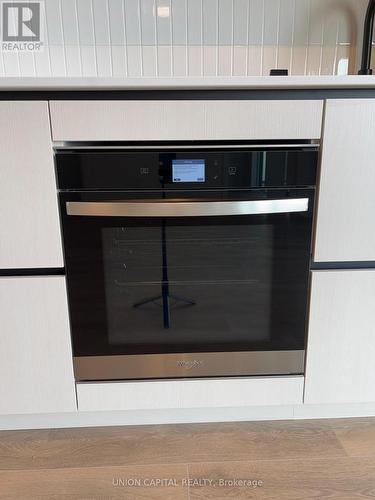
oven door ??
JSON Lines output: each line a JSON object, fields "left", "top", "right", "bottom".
{"left": 61, "top": 189, "right": 314, "bottom": 380}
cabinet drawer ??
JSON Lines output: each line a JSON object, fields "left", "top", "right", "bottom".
{"left": 50, "top": 100, "right": 323, "bottom": 142}
{"left": 77, "top": 376, "right": 304, "bottom": 412}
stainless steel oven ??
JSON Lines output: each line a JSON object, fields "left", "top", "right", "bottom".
{"left": 56, "top": 144, "right": 318, "bottom": 381}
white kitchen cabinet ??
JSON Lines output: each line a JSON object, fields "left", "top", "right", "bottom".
{"left": 49, "top": 99, "right": 323, "bottom": 141}
{"left": 304, "top": 270, "right": 375, "bottom": 404}
{"left": 77, "top": 376, "right": 304, "bottom": 412}
{"left": 314, "top": 99, "right": 375, "bottom": 262}
{"left": 0, "top": 276, "right": 76, "bottom": 414}
{"left": 0, "top": 101, "right": 63, "bottom": 269}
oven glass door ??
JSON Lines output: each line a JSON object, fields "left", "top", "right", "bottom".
{"left": 62, "top": 189, "right": 314, "bottom": 375}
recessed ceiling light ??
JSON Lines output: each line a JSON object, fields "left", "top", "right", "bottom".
{"left": 157, "top": 6, "right": 170, "bottom": 18}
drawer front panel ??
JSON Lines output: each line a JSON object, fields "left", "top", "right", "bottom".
{"left": 50, "top": 100, "right": 323, "bottom": 141}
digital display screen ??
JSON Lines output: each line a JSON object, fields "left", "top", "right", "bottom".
{"left": 172, "top": 159, "right": 205, "bottom": 183}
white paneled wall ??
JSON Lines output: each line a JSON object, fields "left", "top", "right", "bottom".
{"left": 0, "top": 0, "right": 372, "bottom": 77}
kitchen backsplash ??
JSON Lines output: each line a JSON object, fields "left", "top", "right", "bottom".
{"left": 0, "top": 0, "right": 373, "bottom": 77}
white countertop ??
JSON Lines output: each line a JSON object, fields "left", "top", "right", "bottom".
{"left": 1, "top": 75, "right": 375, "bottom": 90}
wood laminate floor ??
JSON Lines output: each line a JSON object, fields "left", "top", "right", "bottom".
{"left": 1, "top": 418, "right": 375, "bottom": 499}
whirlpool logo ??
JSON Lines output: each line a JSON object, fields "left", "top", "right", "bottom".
{"left": 176, "top": 360, "right": 204, "bottom": 370}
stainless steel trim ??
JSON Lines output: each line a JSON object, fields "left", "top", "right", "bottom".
{"left": 67, "top": 198, "right": 309, "bottom": 217}
{"left": 74, "top": 350, "right": 305, "bottom": 381}
{"left": 55, "top": 142, "right": 319, "bottom": 150}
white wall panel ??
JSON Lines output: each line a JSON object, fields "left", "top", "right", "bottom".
{"left": 65, "top": 45, "right": 82, "bottom": 76}
{"left": 141, "top": 0, "right": 157, "bottom": 45}
{"left": 172, "top": 0, "right": 187, "bottom": 45}
{"left": 111, "top": 45, "right": 127, "bottom": 76}
{"left": 233, "top": 46, "right": 247, "bottom": 76}
{"left": 172, "top": 45, "right": 187, "bottom": 75}
{"left": 233, "top": 0, "right": 249, "bottom": 45}
{"left": 108, "top": 0, "right": 126, "bottom": 45}
{"left": 49, "top": 45, "right": 66, "bottom": 76}
{"left": 80, "top": 45, "right": 97, "bottom": 76}
{"left": 247, "top": 45, "right": 262, "bottom": 75}
{"left": 45, "top": 0, "right": 64, "bottom": 45}
{"left": 263, "top": 0, "right": 279, "bottom": 46}
{"left": 93, "top": 0, "right": 111, "bottom": 46}
{"left": 218, "top": 0, "right": 233, "bottom": 45}
{"left": 124, "top": 0, "right": 141, "bottom": 45}
{"left": 96, "top": 46, "right": 112, "bottom": 76}
{"left": 218, "top": 45, "right": 231, "bottom": 75}
{"left": 61, "top": 0, "right": 80, "bottom": 46}
{"left": 76, "top": 0, "right": 95, "bottom": 45}
{"left": 34, "top": 49, "right": 52, "bottom": 77}
{"left": 157, "top": 45, "right": 172, "bottom": 76}
{"left": 142, "top": 45, "right": 157, "bottom": 76}
{"left": 203, "top": 45, "right": 217, "bottom": 75}
{"left": 0, "top": 52, "right": 5, "bottom": 76}
{"left": 2, "top": 51, "right": 20, "bottom": 76}
{"left": 157, "top": 0, "right": 172, "bottom": 45}
{"left": 187, "top": 0, "right": 202, "bottom": 45}
{"left": 0, "top": 0, "right": 371, "bottom": 77}
{"left": 278, "top": 0, "right": 294, "bottom": 46}
{"left": 187, "top": 45, "right": 202, "bottom": 75}
{"left": 294, "top": 0, "right": 310, "bottom": 46}
{"left": 203, "top": 0, "right": 218, "bottom": 45}
{"left": 18, "top": 53, "right": 36, "bottom": 77}
{"left": 127, "top": 46, "right": 142, "bottom": 76}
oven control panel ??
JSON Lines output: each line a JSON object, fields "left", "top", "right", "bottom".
{"left": 158, "top": 152, "right": 255, "bottom": 187}
{"left": 56, "top": 148, "right": 318, "bottom": 191}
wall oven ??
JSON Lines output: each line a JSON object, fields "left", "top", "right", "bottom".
{"left": 56, "top": 144, "right": 318, "bottom": 381}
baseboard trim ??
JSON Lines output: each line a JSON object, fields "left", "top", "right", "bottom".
{"left": 2, "top": 403, "right": 375, "bottom": 430}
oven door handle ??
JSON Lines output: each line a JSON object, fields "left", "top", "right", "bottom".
{"left": 66, "top": 198, "right": 309, "bottom": 217}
